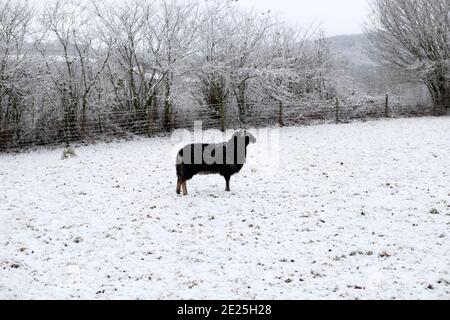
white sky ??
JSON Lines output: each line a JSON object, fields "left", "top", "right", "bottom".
{"left": 237, "top": 0, "right": 370, "bottom": 36}
{"left": 27, "top": 0, "right": 369, "bottom": 37}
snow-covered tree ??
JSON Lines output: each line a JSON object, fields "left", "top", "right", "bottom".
{"left": 150, "top": 0, "right": 200, "bottom": 130}
{"left": 37, "top": 0, "right": 111, "bottom": 141}
{"left": 0, "top": 0, "right": 344, "bottom": 148}
{"left": 366, "top": 0, "right": 450, "bottom": 115}
{"left": 227, "top": 9, "right": 275, "bottom": 122}
{"left": 0, "top": 0, "right": 34, "bottom": 146}
{"left": 191, "top": 0, "right": 236, "bottom": 130}
{"left": 95, "top": 0, "right": 160, "bottom": 118}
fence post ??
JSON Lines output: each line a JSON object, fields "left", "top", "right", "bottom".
{"left": 335, "top": 97, "right": 340, "bottom": 124}
{"left": 279, "top": 101, "right": 284, "bottom": 127}
{"left": 385, "top": 93, "right": 389, "bottom": 118}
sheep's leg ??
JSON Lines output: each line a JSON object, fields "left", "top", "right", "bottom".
{"left": 225, "top": 176, "right": 231, "bottom": 192}
{"left": 182, "top": 181, "right": 188, "bottom": 196}
{"left": 176, "top": 179, "right": 182, "bottom": 195}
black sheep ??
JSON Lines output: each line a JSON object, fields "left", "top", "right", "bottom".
{"left": 176, "top": 130, "right": 257, "bottom": 195}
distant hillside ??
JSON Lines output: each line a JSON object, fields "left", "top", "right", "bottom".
{"left": 325, "top": 34, "right": 376, "bottom": 67}
{"left": 324, "top": 34, "right": 429, "bottom": 104}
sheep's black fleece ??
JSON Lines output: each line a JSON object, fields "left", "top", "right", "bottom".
{"left": 176, "top": 131, "right": 256, "bottom": 194}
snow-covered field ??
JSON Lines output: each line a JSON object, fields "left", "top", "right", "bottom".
{"left": 1, "top": 117, "right": 449, "bottom": 300}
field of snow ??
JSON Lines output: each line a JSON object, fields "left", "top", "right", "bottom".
{"left": 1, "top": 117, "right": 449, "bottom": 300}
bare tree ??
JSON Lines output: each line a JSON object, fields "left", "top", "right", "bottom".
{"left": 228, "top": 9, "right": 275, "bottom": 123}
{"left": 192, "top": 0, "right": 236, "bottom": 131}
{"left": 97, "top": 3, "right": 153, "bottom": 109}
{"left": 0, "top": 0, "right": 364, "bottom": 150}
{"left": 151, "top": 0, "right": 200, "bottom": 131}
{"left": 366, "top": 0, "right": 450, "bottom": 115}
{"left": 0, "top": 0, "right": 34, "bottom": 147}
{"left": 254, "top": 22, "right": 326, "bottom": 110}
{"left": 37, "top": 0, "right": 111, "bottom": 142}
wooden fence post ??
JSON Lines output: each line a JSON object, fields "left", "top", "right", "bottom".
{"left": 385, "top": 93, "right": 389, "bottom": 118}
{"left": 335, "top": 97, "right": 340, "bottom": 124}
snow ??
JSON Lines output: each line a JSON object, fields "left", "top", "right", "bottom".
{"left": 1, "top": 117, "right": 449, "bottom": 300}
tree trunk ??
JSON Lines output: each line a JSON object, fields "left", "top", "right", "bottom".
{"left": 164, "top": 76, "right": 172, "bottom": 132}
{"left": 278, "top": 101, "right": 284, "bottom": 127}
{"left": 128, "top": 64, "right": 139, "bottom": 114}
{"left": 236, "top": 82, "right": 247, "bottom": 124}
{"left": 219, "top": 102, "right": 226, "bottom": 132}
{"left": 220, "top": 103, "right": 226, "bottom": 132}
{"left": 81, "top": 97, "right": 88, "bottom": 136}
{"left": 64, "top": 100, "right": 79, "bottom": 145}
{"left": 335, "top": 98, "right": 340, "bottom": 124}
{"left": 429, "top": 81, "right": 449, "bottom": 116}
{"left": 144, "top": 95, "right": 153, "bottom": 135}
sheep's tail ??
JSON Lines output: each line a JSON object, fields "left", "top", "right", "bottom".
{"left": 176, "top": 153, "right": 184, "bottom": 179}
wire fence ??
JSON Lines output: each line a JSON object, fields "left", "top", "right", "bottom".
{"left": 0, "top": 95, "right": 438, "bottom": 153}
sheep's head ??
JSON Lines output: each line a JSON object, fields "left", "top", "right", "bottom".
{"left": 243, "top": 130, "right": 256, "bottom": 145}
{"left": 231, "top": 130, "right": 257, "bottom": 146}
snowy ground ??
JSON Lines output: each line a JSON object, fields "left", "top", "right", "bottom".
{"left": 1, "top": 117, "right": 449, "bottom": 300}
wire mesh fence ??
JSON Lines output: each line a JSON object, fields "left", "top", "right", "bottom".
{"left": 0, "top": 96, "right": 438, "bottom": 153}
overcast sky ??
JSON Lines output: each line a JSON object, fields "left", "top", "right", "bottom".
{"left": 237, "top": 0, "right": 370, "bottom": 36}
{"left": 28, "top": 0, "right": 370, "bottom": 37}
